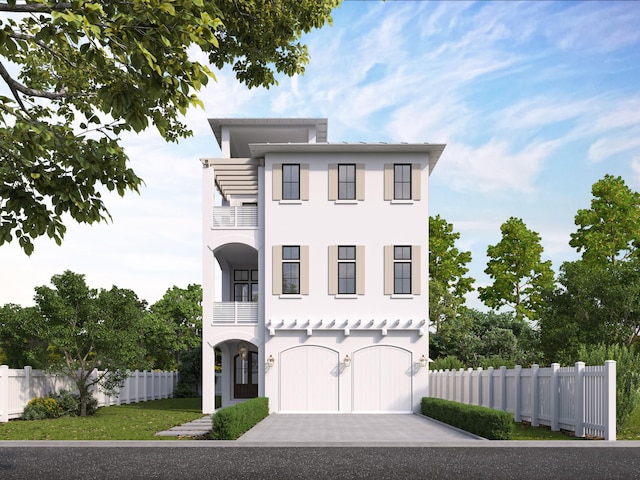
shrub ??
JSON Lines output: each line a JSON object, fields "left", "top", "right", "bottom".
{"left": 51, "top": 390, "right": 80, "bottom": 417}
{"left": 421, "top": 397, "right": 513, "bottom": 440}
{"left": 578, "top": 344, "right": 640, "bottom": 427}
{"left": 22, "top": 396, "right": 63, "bottom": 420}
{"left": 212, "top": 397, "right": 269, "bottom": 440}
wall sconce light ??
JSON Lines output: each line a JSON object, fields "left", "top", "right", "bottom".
{"left": 343, "top": 354, "right": 351, "bottom": 367}
{"left": 267, "top": 355, "right": 275, "bottom": 367}
{"left": 419, "top": 355, "right": 428, "bottom": 368}
{"left": 238, "top": 342, "right": 249, "bottom": 360}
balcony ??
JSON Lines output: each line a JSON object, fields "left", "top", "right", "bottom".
{"left": 213, "top": 302, "right": 258, "bottom": 324}
{"left": 212, "top": 206, "right": 258, "bottom": 229}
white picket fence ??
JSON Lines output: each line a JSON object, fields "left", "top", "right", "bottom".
{"left": 429, "top": 361, "right": 616, "bottom": 440}
{"left": 0, "top": 365, "right": 178, "bottom": 422}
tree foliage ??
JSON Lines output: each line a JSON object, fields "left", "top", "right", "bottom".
{"left": 0, "top": 303, "right": 49, "bottom": 368}
{"left": 569, "top": 174, "right": 640, "bottom": 265}
{"left": 32, "top": 270, "right": 149, "bottom": 415}
{"left": 429, "top": 214, "right": 474, "bottom": 332}
{"left": 0, "top": 0, "right": 340, "bottom": 254}
{"left": 478, "top": 217, "right": 554, "bottom": 321}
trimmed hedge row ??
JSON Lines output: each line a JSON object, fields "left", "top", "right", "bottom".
{"left": 421, "top": 397, "right": 514, "bottom": 440}
{"left": 211, "top": 397, "right": 269, "bottom": 440}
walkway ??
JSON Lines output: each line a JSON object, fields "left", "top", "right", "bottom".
{"left": 236, "top": 414, "right": 483, "bottom": 444}
{"left": 156, "top": 415, "right": 212, "bottom": 438}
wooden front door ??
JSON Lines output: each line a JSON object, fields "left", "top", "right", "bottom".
{"left": 234, "top": 352, "right": 258, "bottom": 398}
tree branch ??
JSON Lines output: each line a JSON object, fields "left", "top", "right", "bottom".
{"left": 0, "top": 59, "right": 69, "bottom": 103}
{"left": 8, "top": 31, "right": 76, "bottom": 69}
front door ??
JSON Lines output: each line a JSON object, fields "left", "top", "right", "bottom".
{"left": 234, "top": 352, "right": 259, "bottom": 398}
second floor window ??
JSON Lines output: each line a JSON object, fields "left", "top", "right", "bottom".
{"left": 338, "top": 164, "right": 356, "bottom": 200}
{"left": 394, "top": 164, "right": 412, "bottom": 200}
{"left": 394, "top": 246, "right": 412, "bottom": 294}
{"left": 338, "top": 246, "right": 356, "bottom": 294}
{"left": 282, "top": 164, "right": 300, "bottom": 200}
{"left": 282, "top": 246, "right": 300, "bottom": 294}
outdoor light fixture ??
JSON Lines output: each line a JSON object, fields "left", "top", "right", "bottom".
{"left": 267, "top": 355, "right": 275, "bottom": 367}
{"left": 343, "top": 354, "right": 351, "bottom": 367}
{"left": 237, "top": 342, "right": 249, "bottom": 360}
{"left": 419, "top": 355, "right": 428, "bottom": 368}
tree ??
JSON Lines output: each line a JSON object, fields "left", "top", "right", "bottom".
{"left": 0, "top": 0, "right": 340, "bottom": 254}
{"left": 429, "top": 215, "right": 474, "bottom": 332}
{"left": 569, "top": 174, "right": 640, "bottom": 265}
{"left": 33, "top": 270, "right": 149, "bottom": 415}
{"left": 0, "top": 303, "right": 49, "bottom": 368}
{"left": 478, "top": 217, "right": 554, "bottom": 321}
{"left": 142, "top": 284, "right": 202, "bottom": 370}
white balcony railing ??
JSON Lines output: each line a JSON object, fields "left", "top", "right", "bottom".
{"left": 213, "top": 302, "right": 258, "bottom": 324}
{"left": 212, "top": 206, "right": 258, "bottom": 228}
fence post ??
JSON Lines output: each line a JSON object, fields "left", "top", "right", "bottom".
{"left": 514, "top": 365, "right": 522, "bottom": 422}
{"left": 0, "top": 365, "right": 9, "bottom": 422}
{"left": 499, "top": 366, "right": 507, "bottom": 411}
{"left": 531, "top": 364, "right": 539, "bottom": 427}
{"left": 476, "top": 367, "right": 483, "bottom": 406}
{"left": 487, "top": 367, "right": 494, "bottom": 409}
{"left": 23, "top": 366, "right": 32, "bottom": 406}
{"left": 550, "top": 363, "right": 559, "bottom": 431}
{"left": 604, "top": 360, "right": 616, "bottom": 441}
{"left": 575, "top": 362, "right": 585, "bottom": 438}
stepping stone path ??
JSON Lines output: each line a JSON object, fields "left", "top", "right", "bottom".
{"left": 156, "top": 415, "right": 212, "bottom": 438}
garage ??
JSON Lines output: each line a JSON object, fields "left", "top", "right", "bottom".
{"left": 279, "top": 345, "right": 340, "bottom": 412}
{"left": 352, "top": 346, "right": 413, "bottom": 413}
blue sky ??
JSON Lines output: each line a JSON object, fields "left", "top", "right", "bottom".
{"left": 1, "top": 1, "right": 640, "bottom": 310}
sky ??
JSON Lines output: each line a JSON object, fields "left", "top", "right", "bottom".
{"left": 1, "top": 0, "right": 640, "bottom": 310}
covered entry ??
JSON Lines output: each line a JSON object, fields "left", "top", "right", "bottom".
{"left": 279, "top": 345, "right": 340, "bottom": 412}
{"left": 352, "top": 345, "right": 413, "bottom": 412}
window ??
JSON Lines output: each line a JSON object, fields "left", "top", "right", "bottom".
{"left": 282, "top": 164, "right": 300, "bottom": 200}
{"left": 282, "top": 246, "right": 300, "bottom": 294}
{"left": 338, "top": 164, "right": 356, "bottom": 200}
{"left": 233, "top": 269, "right": 258, "bottom": 302}
{"left": 338, "top": 246, "right": 356, "bottom": 294}
{"left": 384, "top": 245, "right": 421, "bottom": 295}
{"left": 393, "top": 246, "right": 412, "bottom": 294}
{"left": 394, "top": 164, "right": 411, "bottom": 200}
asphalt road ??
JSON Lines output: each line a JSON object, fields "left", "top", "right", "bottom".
{"left": 1, "top": 445, "right": 640, "bottom": 480}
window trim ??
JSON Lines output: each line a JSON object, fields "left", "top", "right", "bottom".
{"left": 282, "top": 245, "right": 300, "bottom": 295}
{"left": 338, "top": 245, "right": 356, "bottom": 295}
{"left": 282, "top": 164, "right": 300, "bottom": 201}
{"left": 338, "top": 164, "right": 356, "bottom": 201}
{"left": 394, "top": 164, "right": 412, "bottom": 200}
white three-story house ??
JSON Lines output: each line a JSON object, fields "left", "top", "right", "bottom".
{"left": 202, "top": 118, "right": 445, "bottom": 414}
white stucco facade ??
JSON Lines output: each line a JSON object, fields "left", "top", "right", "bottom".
{"left": 201, "top": 118, "right": 445, "bottom": 414}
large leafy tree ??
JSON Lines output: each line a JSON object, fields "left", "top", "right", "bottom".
{"left": 478, "top": 217, "right": 554, "bottom": 321}
{"left": 429, "top": 215, "right": 474, "bottom": 332}
{"left": 0, "top": 0, "right": 340, "bottom": 254}
{"left": 33, "top": 270, "right": 149, "bottom": 415}
{"left": 0, "top": 303, "right": 49, "bottom": 368}
{"left": 569, "top": 174, "right": 640, "bottom": 265}
{"left": 142, "top": 284, "right": 202, "bottom": 371}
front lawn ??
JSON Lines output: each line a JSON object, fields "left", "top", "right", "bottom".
{"left": 0, "top": 397, "right": 204, "bottom": 441}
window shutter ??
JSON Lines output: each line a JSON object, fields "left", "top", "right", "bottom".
{"left": 384, "top": 245, "right": 393, "bottom": 295}
{"left": 272, "top": 164, "right": 282, "bottom": 201}
{"left": 328, "top": 245, "right": 337, "bottom": 295}
{"left": 384, "top": 164, "right": 393, "bottom": 201}
{"left": 356, "top": 245, "right": 365, "bottom": 295}
{"left": 300, "top": 164, "right": 310, "bottom": 201}
{"left": 412, "top": 245, "right": 421, "bottom": 295}
{"left": 328, "top": 164, "right": 338, "bottom": 201}
{"left": 356, "top": 164, "right": 365, "bottom": 201}
{"left": 411, "top": 163, "right": 421, "bottom": 200}
{"left": 301, "top": 245, "right": 310, "bottom": 295}
{"left": 272, "top": 245, "right": 282, "bottom": 295}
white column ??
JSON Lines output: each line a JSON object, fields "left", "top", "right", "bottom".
{"left": 604, "top": 360, "right": 616, "bottom": 441}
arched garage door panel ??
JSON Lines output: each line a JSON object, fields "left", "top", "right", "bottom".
{"left": 279, "top": 346, "right": 339, "bottom": 412}
{"left": 353, "top": 346, "right": 412, "bottom": 412}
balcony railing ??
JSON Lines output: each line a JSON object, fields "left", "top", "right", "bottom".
{"left": 212, "top": 206, "right": 258, "bottom": 229}
{"left": 213, "top": 302, "right": 258, "bottom": 324}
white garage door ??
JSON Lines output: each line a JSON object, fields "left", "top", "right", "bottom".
{"left": 279, "top": 346, "right": 339, "bottom": 412}
{"left": 352, "top": 346, "right": 412, "bottom": 412}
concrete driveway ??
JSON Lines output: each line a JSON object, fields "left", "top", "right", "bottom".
{"left": 236, "top": 413, "right": 483, "bottom": 445}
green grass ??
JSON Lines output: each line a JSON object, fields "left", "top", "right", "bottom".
{"left": 512, "top": 422, "right": 580, "bottom": 440}
{"left": 0, "top": 397, "right": 205, "bottom": 441}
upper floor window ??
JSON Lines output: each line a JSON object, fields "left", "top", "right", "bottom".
{"left": 282, "top": 164, "right": 300, "bottom": 200}
{"left": 394, "top": 164, "right": 411, "bottom": 200}
{"left": 328, "top": 164, "right": 365, "bottom": 201}
{"left": 384, "top": 163, "right": 421, "bottom": 201}
{"left": 393, "top": 246, "right": 412, "bottom": 294}
{"left": 338, "top": 164, "right": 356, "bottom": 200}
{"left": 282, "top": 246, "right": 300, "bottom": 294}
{"left": 338, "top": 245, "right": 356, "bottom": 294}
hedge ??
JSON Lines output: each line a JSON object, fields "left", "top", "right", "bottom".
{"left": 211, "top": 397, "right": 269, "bottom": 440}
{"left": 421, "top": 397, "right": 513, "bottom": 440}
